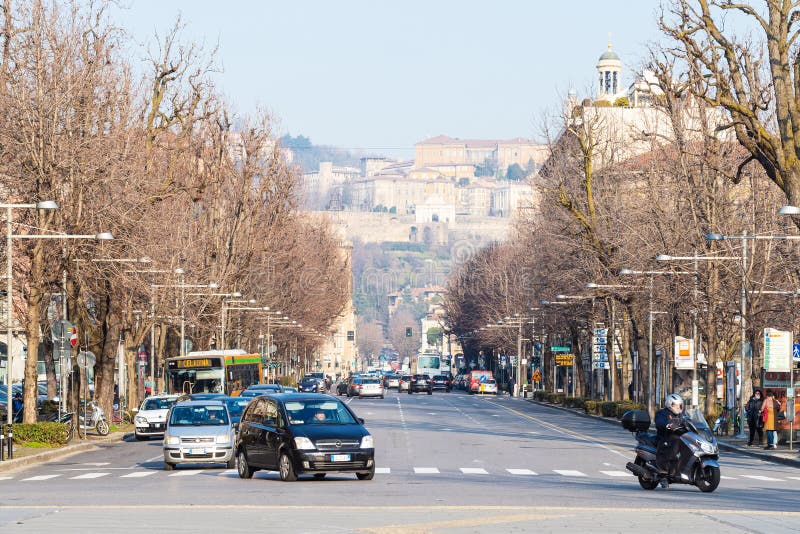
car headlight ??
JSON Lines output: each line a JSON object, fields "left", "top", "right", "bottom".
{"left": 165, "top": 435, "right": 180, "bottom": 445}
{"left": 135, "top": 416, "right": 148, "bottom": 424}
{"left": 360, "top": 435, "right": 374, "bottom": 449}
{"left": 216, "top": 434, "right": 231, "bottom": 444}
{"left": 294, "top": 436, "right": 315, "bottom": 450}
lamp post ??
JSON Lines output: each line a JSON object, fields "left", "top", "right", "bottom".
{"left": 218, "top": 297, "right": 254, "bottom": 349}
{"left": 2, "top": 201, "right": 114, "bottom": 432}
{"left": 152, "top": 273, "right": 218, "bottom": 358}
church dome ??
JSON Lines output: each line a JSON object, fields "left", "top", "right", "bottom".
{"left": 599, "top": 49, "right": 620, "bottom": 61}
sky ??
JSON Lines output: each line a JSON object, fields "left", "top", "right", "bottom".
{"left": 113, "top": 1, "right": 664, "bottom": 157}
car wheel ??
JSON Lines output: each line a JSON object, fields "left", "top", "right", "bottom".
{"left": 313, "top": 473, "right": 326, "bottom": 479}
{"left": 380, "top": 395, "right": 384, "bottom": 400}
{"left": 427, "top": 389, "right": 432, "bottom": 395}
{"left": 408, "top": 389, "right": 412, "bottom": 395}
{"left": 279, "top": 453, "right": 297, "bottom": 482}
{"left": 237, "top": 449, "right": 254, "bottom": 479}
{"left": 163, "top": 461, "right": 175, "bottom": 471}
{"left": 356, "top": 465, "right": 375, "bottom": 481}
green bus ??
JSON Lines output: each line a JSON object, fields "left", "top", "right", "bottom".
{"left": 165, "top": 350, "right": 263, "bottom": 396}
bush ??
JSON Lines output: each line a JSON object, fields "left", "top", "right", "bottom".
{"left": 615, "top": 402, "right": 645, "bottom": 418}
{"left": 2, "top": 422, "right": 69, "bottom": 446}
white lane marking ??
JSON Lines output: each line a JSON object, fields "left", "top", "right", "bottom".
{"left": 70, "top": 472, "right": 110, "bottom": 480}
{"left": 217, "top": 469, "right": 238, "bottom": 477}
{"left": 427, "top": 412, "right": 437, "bottom": 415}
{"left": 168, "top": 470, "right": 204, "bottom": 477}
{"left": 740, "top": 474, "right": 782, "bottom": 482}
{"left": 720, "top": 476, "right": 737, "bottom": 480}
{"left": 600, "top": 470, "right": 632, "bottom": 477}
{"left": 603, "top": 462, "right": 613, "bottom": 467}
{"left": 460, "top": 468, "right": 488, "bottom": 474}
{"left": 81, "top": 462, "right": 110, "bottom": 466}
{"left": 527, "top": 431, "right": 539, "bottom": 435}
{"left": 787, "top": 476, "right": 800, "bottom": 481}
{"left": 0, "top": 476, "right": 14, "bottom": 481}
{"left": 507, "top": 469, "right": 537, "bottom": 475}
{"left": 22, "top": 475, "right": 61, "bottom": 481}
{"left": 144, "top": 455, "right": 165, "bottom": 463}
{"left": 441, "top": 428, "right": 453, "bottom": 431}
{"left": 414, "top": 467, "right": 440, "bottom": 474}
{"left": 120, "top": 472, "right": 156, "bottom": 478}
{"left": 375, "top": 467, "right": 391, "bottom": 474}
{"left": 553, "top": 470, "right": 587, "bottom": 477}
{"left": 491, "top": 414, "right": 500, "bottom": 417}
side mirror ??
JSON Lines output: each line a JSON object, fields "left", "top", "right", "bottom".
{"left": 357, "top": 417, "right": 365, "bottom": 425}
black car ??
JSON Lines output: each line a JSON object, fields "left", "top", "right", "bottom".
{"left": 239, "top": 384, "right": 283, "bottom": 398}
{"left": 299, "top": 377, "right": 325, "bottom": 393}
{"left": 430, "top": 375, "right": 452, "bottom": 392}
{"left": 235, "top": 393, "right": 375, "bottom": 481}
{"left": 336, "top": 376, "right": 353, "bottom": 396}
{"left": 219, "top": 396, "right": 251, "bottom": 431}
{"left": 175, "top": 393, "right": 226, "bottom": 403}
{"left": 408, "top": 374, "right": 433, "bottom": 395}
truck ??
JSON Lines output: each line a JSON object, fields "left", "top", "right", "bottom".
{"left": 467, "top": 370, "right": 493, "bottom": 394}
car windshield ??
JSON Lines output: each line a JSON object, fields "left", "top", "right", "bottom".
{"left": 222, "top": 398, "right": 249, "bottom": 416}
{"left": 169, "top": 404, "right": 229, "bottom": 426}
{"left": 300, "top": 379, "right": 316, "bottom": 385}
{"left": 284, "top": 400, "right": 357, "bottom": 426}
{"left": 141, "top": 398, "right": 176, "bottom": 411}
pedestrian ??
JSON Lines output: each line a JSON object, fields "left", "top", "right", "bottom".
{"left": 745, "top": 388, "right": 764, "bottom": 446}
{"left": 761, "top": 390, "right": 780, "bottom": 450}
{"left": 144, "top": 375, "right": 154, "bottom": 397}
{"left": 12, "top": 392, "right": 23, "bottom": 422}
{"left": 508, "top": 376, "right": 515, "bottom": 397}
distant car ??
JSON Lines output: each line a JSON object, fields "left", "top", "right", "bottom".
{"left": 219, "top": 396, "right": 251, "bottom": 431}
{"left": 398, "top": 375, "right": 412, "bottom": 392}
{"left": 162, "top": 400, "right": 235, "bottom": 471}
{"left": 386, "top": 374, "right": 401, "bottom": 389}
{"left": 347, "top": 377, "right": 364, "bottom": 397}
{"left": 134, "top": 394, "right": 180, "bottom": 440}
{"left": 299, "top": 377, "right": 325, "bottom": 393}
{"left": 356, "top": 378, "right": 384, "bottom": 399}
{"left": 239, "top": 384, "right": 283, "bottom": 398}
{"left": 336, "top": 378, "right": 351, "bottom": 396}
{"left": 175, "top": 393, "right": 226, "bottom": 403}
{"left": 480, "top": 379, "right": 498, "bottom": 395}
{"left": 430, "top": 375, "right": 452, "bottom": 392}
{"left": 408, "top": 374, "right": 432, "bottom": 395}
{"left": 281, "top": 386, "right": 298, "bottom": 393}
{"left": 234, "top": 393, "right": 374, "bottom": 481}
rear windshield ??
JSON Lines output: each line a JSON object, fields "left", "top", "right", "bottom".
{"left": 362, "top": 378, "right": 381, "bottom": 384}
{"left": 169, "top": 405, "right": 229, "bottom": 426}
{"left": 142, "top": 398, "right": 177, "bottom": 411}
{"left": 222, "top": 398, "right": 250, "bottom": 416}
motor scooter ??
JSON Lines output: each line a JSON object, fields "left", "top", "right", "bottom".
{"left": 76, "top": 400, "right": 110, "bottom": 436}
{"left": 623, "top": 407, "right": 720, "bottom": 492}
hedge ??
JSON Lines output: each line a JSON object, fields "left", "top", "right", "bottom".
{"left": 533, "top": 394, "right": 645, "bottom": 419}
{"left": 1, "top": 422, "right": 69, "bottom": 446}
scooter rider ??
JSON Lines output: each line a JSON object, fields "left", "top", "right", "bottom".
{"left": 655, "top": 393, "right": 685, "bottom": 474}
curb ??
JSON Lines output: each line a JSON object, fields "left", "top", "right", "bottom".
{"left": 0, "top": 431, "right": 129, "bottom": 473}
{"left": 525, "top": 399, "right": 800, "bottom": 469}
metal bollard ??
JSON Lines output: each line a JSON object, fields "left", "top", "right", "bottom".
{"left": 0, "top": 429, "right": 4, "bottom": 461}
{"left": 6, "top": 424, "right": 11, "bottom": 459}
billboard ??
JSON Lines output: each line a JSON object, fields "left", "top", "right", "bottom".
{"left": 764, "top": 328, "right": 792, "bottom": 372}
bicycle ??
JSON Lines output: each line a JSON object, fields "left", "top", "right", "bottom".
{"left": 59, "top": 412, "right": 75, "bottom": 443}
{"left": 112, "top": 406, "right": 132, "bottom": 425}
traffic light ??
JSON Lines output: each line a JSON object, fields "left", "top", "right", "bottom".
{"left": 405, "top": 327, "right": 412, "bottom": 337}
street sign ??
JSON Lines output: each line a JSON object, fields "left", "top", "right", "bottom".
{"left": 76, "top": 351, "right": 96, "bottom": 368}
{"left": 592, "top": 361, "right": 609, "bottom": 370}
{"left": 69, "top": 327, "right": 78, "bottom": 348}
{"left": 555, "top": 354, "right": 574, "bottom": 366}
{"left": 793, "top": 343, "right": 800, "bottom": 362}
{"left": 764, "top": 328, "right": 792, "bottom": 372}
{"left": 550, "top": 346, "right": 571, "bottom": 353}
{"left": 674, "top": 336, "right": 695, "bottom": 369}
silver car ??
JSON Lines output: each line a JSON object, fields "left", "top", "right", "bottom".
{"left": 162, "top": 400, "right": 235, "bottom": 470}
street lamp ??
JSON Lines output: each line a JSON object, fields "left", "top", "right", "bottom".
{"left": 1, "top": 200, "right": 114, "bottom": 433}
{"left": 152, "top": 273, "right": 218, "bottom": 358}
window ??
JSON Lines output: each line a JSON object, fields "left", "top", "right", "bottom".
{"left": 264, "top": 399, "right": 278, "bottom": 427}
{"left": 612, "top": 71, "right": 618, "bottom": 94}
{"left": 605, "top": 71, "right": 611, "bottom": 93}
{"left": 244, "top": 398, "right": 266, "bottom": 425}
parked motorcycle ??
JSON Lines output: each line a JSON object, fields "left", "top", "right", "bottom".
{"left": 623, "top": 407, "right": 720, "bottom": 492}
{"left": 77, "top": 400, "right": 110, "bottom": 436}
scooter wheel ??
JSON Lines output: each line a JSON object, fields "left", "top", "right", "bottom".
{"left": 96, "top": 420, "right": 110, "bottom": 436}
{"left": 635, "top": 458, "right": 659, "bottom": 490}
{"left": 695, "top": 465, "right": 720, "bottom": 493}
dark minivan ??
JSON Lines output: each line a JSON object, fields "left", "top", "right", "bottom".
{"left": 235, "top": 393, "right": 375, "bottom": 481}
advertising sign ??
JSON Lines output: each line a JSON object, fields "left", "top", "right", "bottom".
{"left": 764, "top": 328, "right": 792, "bottom": 372}
{"left": 555, "top": 354, "right": 574, "bottom": 366}
{"left": 674, "top": 336, "right": 695, "bottom": 370}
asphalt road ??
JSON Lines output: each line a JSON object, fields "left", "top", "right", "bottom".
{"left": 1, "top": 389, "right": 799, "bottom": 532}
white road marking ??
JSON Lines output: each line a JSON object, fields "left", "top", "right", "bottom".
{"left": 120, "top": 472, "right": 156, "bottom": 478}
{"left": 427, "top": 413, "right": 437, "bottom": 415}
{"left": 22, "top": 475, "right": 60, "bottom": 481}
{"left": 70, "top": 472, "right": 110, "bottom": 480}
{"left": 720, "top": 476, "right": 737, "bottom": 480}
{"left": 740, "top": 474, "right": 782, "bottom": 482}
{"left": 168, "top": 470, "right": 203, "bottom": 477}
{"left": 787, "top": 476, "right": 800, "bottom": 481}
{"left": 553, "top": 470, "right": 587, "bottom": 477}
{"left": 507, "top": 469, "right": 537, "bottom": 475}
{"left": 414, "top": 467, "right": 440, "bottom": 474}
{"left": 81, "top": 462, "right": 110, "bottom": 466}
{"left": 217, "top": 469, "right": 238, "bottom": 477}
{"left": 527, "top": 431, "right": 539, "bottom": 435}
{"left": 460, "top": 468, "right": 488, "bottom": 474}
{"left": 491, "top": 414, "right": 500, "bottom": 417}
{"left": 375, "top": 467, "right": 391, "bottom": 474}
{"left": 0, "top": 476, "right": 14, "bottom": 481}
{"left": 600, "top": 470, "right": 632, "bottom": 477}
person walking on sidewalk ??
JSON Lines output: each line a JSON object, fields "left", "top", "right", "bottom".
{"left": 746, "top": 388, "right": 764, "bottom": 446}
{"left": 762, "top": 390, "right": 780, "bottom": 450}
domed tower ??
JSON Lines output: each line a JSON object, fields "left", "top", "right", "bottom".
{"left": 596, "top": 41, "right": 622, "bottom": 103}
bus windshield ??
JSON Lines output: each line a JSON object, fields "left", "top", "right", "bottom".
{"left": 166, "top": 368, "right": 224, "bottom": 395}
{"left": 417, "top": 355, "right": 440, "bottom": 373}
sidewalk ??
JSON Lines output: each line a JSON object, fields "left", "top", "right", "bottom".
{"left": 524, "top": 398, "right": 800, "bottom": 469}
{"left": 0, "top": 431, "right": 130, "bottom": 473}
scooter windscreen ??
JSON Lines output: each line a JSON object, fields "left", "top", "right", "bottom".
{"left": 685, "top": 407, "right": 716, "bottom": 444}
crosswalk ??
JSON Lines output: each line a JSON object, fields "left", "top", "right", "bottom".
{"left": 3, "top": 466, "right": 798, "bottom": 483}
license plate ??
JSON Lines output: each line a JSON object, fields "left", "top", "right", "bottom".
{"left": 188, "top": 448, "right": 205, "bottom": 455}
{"left": 331, "top": 454, "right": 351, "bottom": 462}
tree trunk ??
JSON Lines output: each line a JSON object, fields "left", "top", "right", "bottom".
{"left": 23, "top": 239, "right": 46, "bottom": 423}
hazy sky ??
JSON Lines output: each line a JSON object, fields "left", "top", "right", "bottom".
{"left": 114, "top": 1, "right": 663, "bottom": 156}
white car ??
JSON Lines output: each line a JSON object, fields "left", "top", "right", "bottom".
{"left": 480, "top": 379, "right": 498, "bottom": 395}
{"left": 134, "top": 394, "right": 180, "bottom": 440}
{"left": 357, "top": 377, "right": 385, "bottom": 399}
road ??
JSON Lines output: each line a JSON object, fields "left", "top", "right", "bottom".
{"left": 1, "top": 389, "right": 799, "bottom": 532}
